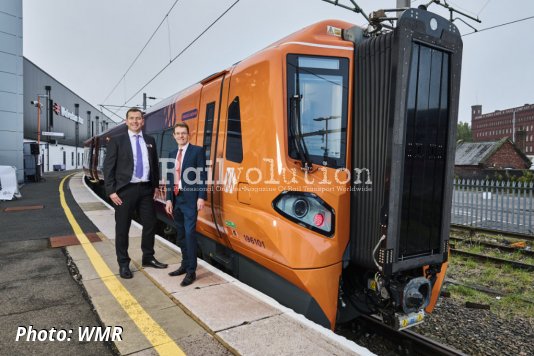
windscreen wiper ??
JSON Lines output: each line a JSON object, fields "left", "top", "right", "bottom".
{"left": 289, "top": 94, "right": 313, "bottom": 171}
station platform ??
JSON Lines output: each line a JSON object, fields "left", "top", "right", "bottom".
{"left": 65, "top": 172, "right": 372, "bottom": 355}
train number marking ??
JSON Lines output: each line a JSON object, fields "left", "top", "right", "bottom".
{"left": 243, "top": 234, "right": 265, "bottom": 248}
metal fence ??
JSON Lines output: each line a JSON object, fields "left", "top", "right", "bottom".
{"left": 452, "top": 180, "right": 534, "bottom": 235}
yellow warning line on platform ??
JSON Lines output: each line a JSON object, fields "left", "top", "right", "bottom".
{"left": 59, "top": 174, "right": 184, "bottom": 356}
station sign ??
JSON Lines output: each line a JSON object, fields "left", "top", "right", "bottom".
{"left": 41, "top": 131, "right": 65, "bottom": 138}
{"left": 53, "top": 102, "right": 84, "bottom": 124}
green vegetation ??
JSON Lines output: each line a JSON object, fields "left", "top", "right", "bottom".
{"left": 456, "top": 121, "right": 472, "bottom": 142}
{"left": 446, "top": 253, "right": 534, "bottom": 320}
{"left": 454, "top": 238, "right": 534, "bottom": 265}
{"left": 486, "top": 169, "right": 534, "bottom": 183}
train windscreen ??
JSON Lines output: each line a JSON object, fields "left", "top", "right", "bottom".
{"left": 399, "top": 43, "right": 450, "bottom": 259}
{"left": 286, "top": 55, "right": 349, "bottom": 168}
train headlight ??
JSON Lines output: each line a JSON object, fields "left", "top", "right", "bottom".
{"left": 293, "top": 198, "right": 309, "bottom": 218}
{"left": 273, "top": 192, "right": 335, "bottom": 237}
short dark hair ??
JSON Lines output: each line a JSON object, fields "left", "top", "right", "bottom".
{"left": 126, "top": 107, "right": 143, "bottom": 119}
{"left": 173, "top": 122, "right": 189, "bottom": 134}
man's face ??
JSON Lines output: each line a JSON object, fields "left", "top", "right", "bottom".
{"left": 125, "top": 111, "right": 144, "bottom": 133}
{"left": 173, "top": 126, "right": 189, "bottom": 147}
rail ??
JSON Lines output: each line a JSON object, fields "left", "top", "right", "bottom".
{"left": 450, "top": 248, "right": 534, "bottom": 271}
{"left": 357, "top": 315, "right": 467, "bottom": 356}
{"left": 450, "top": 236, "right": 534, "bottom": 257}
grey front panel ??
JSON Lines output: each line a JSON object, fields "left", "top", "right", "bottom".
{"left": 349, "top": 9, "right": 462, "bottom": 274}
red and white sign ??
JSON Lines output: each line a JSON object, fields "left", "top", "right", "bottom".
{"left": 52, "top": 102, "right": 83, "bottom": 124}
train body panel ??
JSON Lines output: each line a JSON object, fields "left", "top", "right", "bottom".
{"left": 86, "top": 11, "right": 461, "bottom": 330}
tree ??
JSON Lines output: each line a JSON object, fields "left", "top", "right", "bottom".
{"left": 457, "top": 121, "right": 472, "bottom": 142}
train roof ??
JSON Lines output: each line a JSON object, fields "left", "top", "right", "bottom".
{"left": 265, "top": 19, "right": 356, "bottom": 50}
{"left": 98, "top": 122, "right": 126, "bottom": 138}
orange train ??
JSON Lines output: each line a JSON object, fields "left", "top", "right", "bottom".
{"left": 84, "top": 8, "right": 462, "bottom": 330}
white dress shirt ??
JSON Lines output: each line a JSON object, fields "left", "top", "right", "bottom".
{"left": 176, "top": 143, "right": 189, "bottom": 190}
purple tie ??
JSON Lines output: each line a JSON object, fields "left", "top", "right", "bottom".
{"left": 135, "top": 135, "right": 143, "bottom": 178}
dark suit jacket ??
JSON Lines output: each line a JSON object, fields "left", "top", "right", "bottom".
{"left": 103, "top": 133, "right": 159, "bottom": 196}
{"left": 165, "top": 144, "right": 207, "bottom": 206}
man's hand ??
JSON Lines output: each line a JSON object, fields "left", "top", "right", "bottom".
{"left": 165, "top": 200, "right": 173, "bottom": 216}
{"left": 197, "top": 198, "right": 205, "bottom": 211}
{"left": 153, "top": 187, "right": 162, "bottom": 199}
{"left": 109, "top": 192, "right": 122, "bottom": 206}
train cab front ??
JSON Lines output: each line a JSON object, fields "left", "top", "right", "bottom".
{"left": 337, "top": 8, "right": 462, "bottom": 329}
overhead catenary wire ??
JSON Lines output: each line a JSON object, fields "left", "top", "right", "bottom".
{"left": 101, "top": 0, "right": 182, "bottom": 106}
{"left": 122, "top": 0, "right": 240, "bottom": 107}
{"left": 99, "top": 105, "right": 127, "bottom": 121}
{"left": 462, "top": 15, "right": 534, "bottom": 36}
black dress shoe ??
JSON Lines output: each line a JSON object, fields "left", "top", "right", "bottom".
{"left": 180, "top": 272, "right": 196, "bottom": 286}
{"left": 142, "top": 258, "right": 168, "bottom": 269}
{"left": 168, "top": 266, "right": 186, "bottom": 276}
{"left": 119, "top": 265, "right": 133, "bottom": 279}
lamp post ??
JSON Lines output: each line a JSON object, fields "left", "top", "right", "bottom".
{"left": 143, "top": 93, "right": 156, "bottom": 111}
{"left": 31, "top": 94, "right": 49, "bottom": 180}
{"left": 75, "top": 103, "right": 79, "bottom": 168}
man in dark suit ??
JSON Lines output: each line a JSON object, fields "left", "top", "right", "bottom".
{"left": 165, "top": 122, "right": 207, "bottom": 286}
{"left": 103, "top": 107, "right": 168, "bottom": 279}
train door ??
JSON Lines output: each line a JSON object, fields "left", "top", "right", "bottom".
{"left": 91, "top": 137, "right": 100, "bottom": 181}
{"left": 196, "top": 73, "right": 232, "bottom": 250}
{"left": 84, "top": 138, "right": 95, "bottom": 180}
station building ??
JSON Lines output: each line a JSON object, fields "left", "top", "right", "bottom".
{"left": 23, "top": 58, "right": 116, "bottom": 176}
{"left": 0, "top": 0, "right": 116, "bottom": 183}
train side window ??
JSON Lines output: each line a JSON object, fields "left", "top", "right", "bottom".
{"left": 161, "top": 128, "right": 175, "bottom": 160}
{"left": 160, "top": 128, "right": 176, "bottom": 181}
{"left": 225, "top": 97, "right": 243, "bottom": 163}
{"left": 202, "top": 102, "right": 215, "bottom": 162}
{"left": 149, "top": 132, "right": 162, "bottom": 157}
{"left": 97, "top": 147, "right": 106, "bottom": 171}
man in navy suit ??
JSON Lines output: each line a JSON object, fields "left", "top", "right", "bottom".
{"left": 103, "top": 107, "right": 168, "bottom": 279}
{"left": 165, "top": 122, "right": 207, "bottom": 286}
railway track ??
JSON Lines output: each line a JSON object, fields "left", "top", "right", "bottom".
{"left": 450, "top": 248, "right": 534, "bottom": 271}
{"left": 450, "top": 224, "right": 534, "bottom": 242}
{"left": 352, "top": 315, "right": 468, "bottom": 356}
{"left": 450, "top": 224, "right": 534, "bottom": 271}
{"left": 444, "top": 278, "right": 534, "bottom": 304}
{"left": 450, "top": 236, "right": 534, "bottom": 257}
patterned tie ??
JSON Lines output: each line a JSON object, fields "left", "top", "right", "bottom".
{"left": 174, "top": 148, "right": 183, "bottom": 196}
{"left": 135, "top": 135, "right": 143, "bottom": 178}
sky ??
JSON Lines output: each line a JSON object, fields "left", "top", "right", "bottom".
{"left": 22, "top": 0, "right": 534, "bottom": 125}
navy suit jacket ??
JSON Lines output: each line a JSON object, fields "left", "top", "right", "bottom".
{"left": 103, "top": 133, "right": 159, "bottom": 196}
{"left": 165, "top": 144, "right": 207, "bottom": 206}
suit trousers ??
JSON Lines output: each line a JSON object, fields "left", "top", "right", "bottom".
{"left": 173, "top": 193, "right": 198, "bottom": 274}
{"left": 114, "top": 182, "right": 156, "bottom": 266}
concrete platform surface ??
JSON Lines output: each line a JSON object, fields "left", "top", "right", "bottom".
{"left": 69, "top": 173, "right": 373, "bottom": 356}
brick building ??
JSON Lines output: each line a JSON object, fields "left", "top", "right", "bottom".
{"left": 471, "top": 104, "right": 534, "bottom": 156}
{"left": 455, "top": 138, "right": 532, "bottom": 178}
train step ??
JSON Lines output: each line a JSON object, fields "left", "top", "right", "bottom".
{"left": 210, "top": 252, "right": 232, "bottom": 267}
